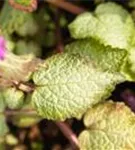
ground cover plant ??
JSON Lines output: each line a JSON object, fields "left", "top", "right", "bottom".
{"left": 1, "top": 0, "right": 135, "bottom": 150}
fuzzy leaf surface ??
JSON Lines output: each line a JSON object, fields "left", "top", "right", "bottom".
{"left": 79, "top": 101, "right": 135, "bottom": 150}
{"left": 32, "top": 53, "right": 124, "bottom": 120}
{"left": 65, "top": 39, "right": 127, "bottom": 73}
{"left": 69, "top": 2, "right": 135, "bottom": 49}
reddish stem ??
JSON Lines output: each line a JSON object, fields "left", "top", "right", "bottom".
{"left": 56, "top": 121, "right": 79, "bottom": 149}
{"left": 55, "top": 8, "right": 64, "bottom": 53}
{"left": 45, "top": 0, "right": 86, "bottom": 14}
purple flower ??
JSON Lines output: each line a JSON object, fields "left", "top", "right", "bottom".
{"left": 0, "top": 36, "right": 6, "bottom": 60}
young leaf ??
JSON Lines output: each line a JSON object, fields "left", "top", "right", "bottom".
{"left": 79, "top": 101, "right": 135, "bottom": 150}
{"left": 65, "top": 39, "right": 127, "bottom": 73}
{"left": 69, "top": 2, "right": 135, "bottom": 49}
{"left": 4, "top": 87, "right": 24, "bottom": 109}
{"left": 32, "top": 53, "right": 125, "bottom": 120}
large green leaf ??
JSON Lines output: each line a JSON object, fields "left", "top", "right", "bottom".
{"left": 69, "top": 2, "right": 135, "bottom": 49}
{"left": 79, "top": 101, "right": 135, "bottom": 150}
{"left": 65, "top": 39, "right": 127, "bottom": 73}
{"left": 32, "top": 53, "right": 124, "bottom": 120}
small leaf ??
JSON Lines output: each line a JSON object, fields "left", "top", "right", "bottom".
{"left": 32, "top": 53, "right": 125, "bottom": 120}
{"left": 65, "top": 39, "right": 127, "bottom": 73}
{"left": 69, "top": 2, "right": 135, "bottom": 49}
{"left": 79, "top": 101, "right": 135, "bottom": 150}
{"left": 4, "top": 87, "right": 24, "bottom": 109}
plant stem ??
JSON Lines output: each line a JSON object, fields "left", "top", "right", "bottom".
{"left": 45, "top": 0, "right": 86, "bottom": 14}
{"left": 56, "top": 121, "right": 79, "bottom": 149}
{"left": 4, "top": 109, "right": 37, "bottom": 116}
{"left": 55, "top": 8, "right": 64, "bottom": 53}
{"left": 18, "top": 82, "right": 35, "bottom": 93}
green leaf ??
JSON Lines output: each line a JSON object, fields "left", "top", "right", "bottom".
{"left": 65, "top": 39, "right": 127, "bottom": 73}
{"left": 69, "top": 2, "right": 135, "bottom": 49}
{"left": 32, "top": 53, "right": 125, "bottom": 120}
{"left": 4, "top": 87, "right": 24, "bottom": 109}
{"left": 121, "top": 47, "right": 135, "bottom": 80}
{"left": 79, "top": 101, "right": 135, "bottom": 150}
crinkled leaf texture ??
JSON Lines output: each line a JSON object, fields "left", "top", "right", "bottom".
{"left": 69, "top": 2, "right": 135, "bottom": 49}
{"left": 121, "top": 47, "right": 135, "bottom": 81}
{"left": 79, "top": 101, "right": 135, "bottom": 150}
{"left": 32, "top": 53, "right": 125, "bottom": 120}
{"left": 65, "top": 39, "right": 127, "bottom": 73}
{"left": 68, "top": 2, "right": 135, "bottom": 81}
